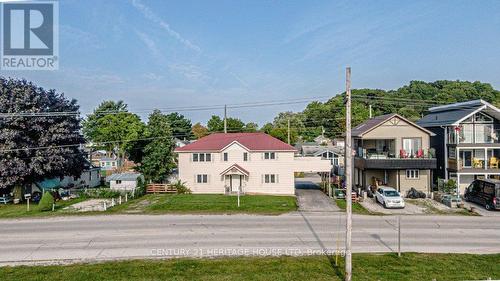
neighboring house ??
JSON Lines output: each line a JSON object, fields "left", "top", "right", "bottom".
{"left": 99, "top": 157, "right": 119, "bottom": 171}
{"left": 175, "top": 133, "right": 331, "bottom": 195}
{"left": 106, "top": 173, "right": 143, "bottom": 192}
{"left": 295, "top": 141, "right": 344, "bottom": 168}
{"left": 89, "top": 150, "right": 107, "bottom": 167}
{"left": 61, "top": 166, "right": 101, "bottom": 188}
{"left": 174, "top": 138, "right": 193, "bottom": 148}
{"left": 30, "top": 165, "right": 101, "bottom": 195}
{"left": 314, "top": 135, "right": 331, "bottom": 145}
{"left": 353, "top": 114, "right": 437, "bottom": 195}
{"left": 418, "top": 99, "right": 500, "bottom": 194}
{"left": 332, "top": 138, "right": 345, "bottom": 148}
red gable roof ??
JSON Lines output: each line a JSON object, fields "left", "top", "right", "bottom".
{"left": 174, "top": 133, "right": 296, "bottom": 152}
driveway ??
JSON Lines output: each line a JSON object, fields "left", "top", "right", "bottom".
{"left": 464, "top": 201, "right": 500, "bottom": 217}
{"left": 295, "top": 179, "right": 339, "bottom": 212}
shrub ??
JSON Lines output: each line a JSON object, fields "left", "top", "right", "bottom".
{"left": 172, "top": 180, "right": 191, "bottom": 194}
{"left": 79, "top": 187, "right": 121, "bottom": 199}
{"left": 38, "top": 191, "right": 54, "bottom": 212}
{"left": 134, "top": 177, "right": 146, "bottom": 198}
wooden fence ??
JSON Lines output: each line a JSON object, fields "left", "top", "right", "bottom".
{"left": 146, "top": 184, "right": 177, "bottom": 194}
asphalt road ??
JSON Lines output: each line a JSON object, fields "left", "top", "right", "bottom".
{"left": 1, "top": 213, "right": 499, "bottom": 266}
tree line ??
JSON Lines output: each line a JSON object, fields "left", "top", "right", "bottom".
{"left": 2, "top": 77, "right": 499, "bottom": 190}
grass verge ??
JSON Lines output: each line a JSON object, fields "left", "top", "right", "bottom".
{"left": 335, "top": 199, "right": 373, "bottom": 215}
{"left": 1, "top": 253, "right": 499, "bottom": 281}
{"left": 0, "top": 197, "right": 87, "bottom": 219}
{"left": 0, "top": 194, "right": 297, "bottom": 218}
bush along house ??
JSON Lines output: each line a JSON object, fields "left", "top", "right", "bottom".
{"left": 174, "top": 132, "right": 331, "bottom": 195}
{"left": 352, "top": 114, "right": 437, "bottom": 196}
{"left": 417, "top": 100, "right": 500, "bottom": 194}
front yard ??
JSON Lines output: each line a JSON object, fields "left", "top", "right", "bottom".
{"left": 0, "top": 194, "right": 297, "bottom": 218}
{"left": 1, "top": 253, "right": 499, "bottom": 281}
{"left": 113, "top": 194, "right": 297, "bottom": 215}
{"left": 0, "top": 197, "right": 88, "bottom": 219}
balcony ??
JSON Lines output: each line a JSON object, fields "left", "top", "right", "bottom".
{"left": 448, "top": 126, "right": 500, "bottom": 145}
{"left": 355, "top": 148, "right": 437, "bottom": 170}
{"left": 450, "top": 148, "right": 500, "bottom": 172}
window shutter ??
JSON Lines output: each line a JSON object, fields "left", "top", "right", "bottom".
{"left": 275, "top": 152, "right": 278, "bottom": 160}
{"left": 261, "top": 175, "right": 264, "bottom": 184}
{"left": 207, "top": 175, "right": 210, "bottom": 184}
{"left": 194, "top": 174, "right": 197, "bottom": 183}
{"left": 276, "top": 174, "right": 279, "bottom": 183}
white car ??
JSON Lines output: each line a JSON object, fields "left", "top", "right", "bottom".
{"left": 375, "top": 187, "right": 405, "bottom": 209}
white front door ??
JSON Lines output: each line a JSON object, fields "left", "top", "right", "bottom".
{"left": 231, "top": 175, "right": 241, "bottom": 192}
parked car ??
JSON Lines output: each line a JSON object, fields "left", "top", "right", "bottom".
{"left": 375, "top": 186, "right": 405, "bottom": 209}
{"left": 464, "top": 179, "right": 500, "bottom": 211}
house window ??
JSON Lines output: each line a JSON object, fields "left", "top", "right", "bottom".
{"left": 106, "top": 162, "right": 111, "bottom": 166}
{"left": 406, "top": 170, "right": 419, "bottom": 179}
{"left": 112, "top": 162, "right": 116, "bottom": 167}
{"left": 223, "top": 152, "right": 228, "bottom": 161}
{"left": 193, "top": 153, "right": 211, "bottom": 162}
{"left": 402, "top": 138, "right": 422, "bottom": 157}
{"left": 196, "top": 174, "right": 208, "bottom": 183}
{"left": 264, "top": 152, "right": 276, "bottom": 160}
{"left": 116, "top": 180, "right": 122, "bottom": 184}
{"left": 264, "top": 174, "right": 277, "bottom": 183}
{"left": 449, "top": 147, "right": 456, "bottom": 159}
{"left": 243, "top": 152, "right": 248, "bottom": 161}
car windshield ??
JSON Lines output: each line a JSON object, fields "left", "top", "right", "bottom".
{"left": 384, "top": 190, "right": 400, "bottom": 197}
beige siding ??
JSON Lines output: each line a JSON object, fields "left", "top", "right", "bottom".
{"left": 178, "top": 143, "right": 295, "bottom": 195}
{"left": 362, "top": 118, "right": 430, "bottom": 152}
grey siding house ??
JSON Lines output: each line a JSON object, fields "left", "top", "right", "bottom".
{"left": 417, "top": 100, "right": 500, "bottom": 194}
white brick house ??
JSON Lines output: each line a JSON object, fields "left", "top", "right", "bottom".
{"left": 175, "top": 133, "right": 331, "bottom": 195}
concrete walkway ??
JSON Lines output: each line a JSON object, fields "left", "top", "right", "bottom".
{"left": 295, "top": 180, "right": 340, "bottom": 212}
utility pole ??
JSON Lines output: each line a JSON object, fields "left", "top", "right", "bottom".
{"left": 369, "top": 104, "right": 373, "bottom": 119}
{"left": 287, "top": 118, "right": 291, "bottom": 144}
{"left": 345, "top": 67, "right": 353, "bottom": 281}
{"left": 224, "top": 104, "right": 227, "bottom": 133}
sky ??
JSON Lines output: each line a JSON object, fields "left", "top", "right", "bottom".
{"left": 2, "top": 0, "right": 500, "bottom": 126}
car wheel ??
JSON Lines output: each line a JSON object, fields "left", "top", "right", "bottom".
{"left": 382, "top": 201, "right": 387, "bottom": 208}
{"left": 464, "top": 194, "right": 469, "bottom": 202}
{"left": 375, "top": 197, "right": 378, "bottom": 204}
{"left": 485, "top": 204, "right": 492, "bottom": 211}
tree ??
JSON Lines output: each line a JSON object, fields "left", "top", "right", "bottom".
{"left": 83, "top": 101, "right": 145, "bottom": 166}
{"left": 192, "top": 122, "right": 209, "bottom": 139}
{"left": 82, "top": 100, "right": 127, "bottom": 143}
{"left": 139, "top": 110, "right": 175, "bottom": 183}
{"left": 244, "top": 122, "right": 259, "bottom": 132}
{"left": 207, "top": 115, "right": 246, "bottom": 133}
{"left": 166, "top": 112, "right": 193, "bottom": 140}
{"left": 0, "top": 77, "right": 86, "bottom": 190}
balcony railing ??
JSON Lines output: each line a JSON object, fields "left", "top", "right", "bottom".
{"left": 356, "top": 148, "right": 436, "bottom": 160}
{"left": 449, "top": 128, "right": 500, "bottom": 144}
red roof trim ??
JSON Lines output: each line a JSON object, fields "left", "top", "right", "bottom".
{"left": 174, "top": 133, "right": 297, "bottom": 152}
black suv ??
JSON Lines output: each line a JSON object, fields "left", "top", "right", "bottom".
{"left": 464, "top": 179, "right": 500, "bottom": 211}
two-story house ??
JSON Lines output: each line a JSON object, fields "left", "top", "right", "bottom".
{"left": 417, "top": 99, "right": 500, "bottom": 194}
{"left": 175, "top": 132, "right": 331, "bottom": 195}
{"left": 352, "top": 114, "right": 437, "bottom": 195}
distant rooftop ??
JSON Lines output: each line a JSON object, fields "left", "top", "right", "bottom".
{"left": 418, "top": 99, "right": 500, "bottom": 127}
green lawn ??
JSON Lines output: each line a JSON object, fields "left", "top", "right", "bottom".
{"left": 115, "top": 194, "right": 298, "bottom": 215}
{"left": 0, "top": 194, "right": 297, "bottom": 218}
{"left": 1, "top": 253, "right": 498, "bottom": 281}
{"left": 0, "top": 197, "right": 87, "bottom": 219}
{"left": 335, "top": 199, "right": 373, "bottom": 215}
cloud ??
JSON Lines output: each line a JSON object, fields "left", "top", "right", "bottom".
{"left": 60, "top": 25, "right": 104, "bottom": 50}
{"left": 131, "top": 0, "right": 201, "bottom": 53}
{"left": 168, "top": 63, "right": 209, "bottom": 82}
{"left": 135, "top": 30, "right": 163, "bottom": 60}
{"left": 142, "top": 72, "right": 163, "bottom": 81}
